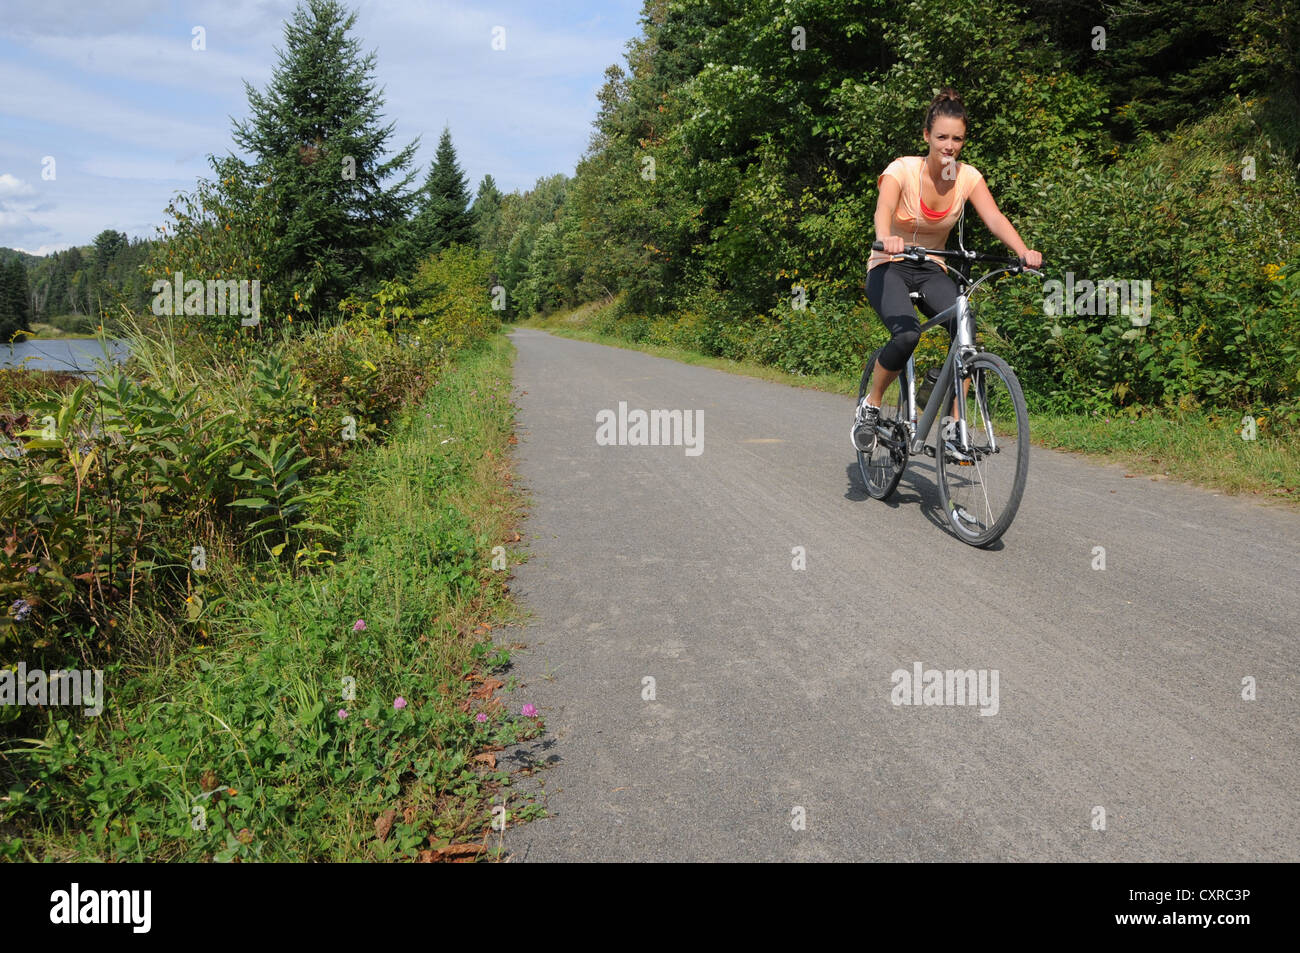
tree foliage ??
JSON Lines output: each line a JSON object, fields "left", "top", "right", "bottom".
{"left": 154, "top": 0, "right": 420, "bottom": 326}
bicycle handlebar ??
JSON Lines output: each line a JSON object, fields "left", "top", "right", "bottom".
{"left": 871, "top": 241, "right": 1044, "bottom": 276}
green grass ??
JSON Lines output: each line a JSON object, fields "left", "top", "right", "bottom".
{"left": 1029, "top": 411, "right": 1299, "bottom": 504}
{"left": 524, "top": 305, "right": 1300, "bottom": 509}
{"left": 3, "top": 331, "right": 537, "bottom": 861}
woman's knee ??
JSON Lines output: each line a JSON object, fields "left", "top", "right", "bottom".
{"left": 892, "top": 329, "right": 920, "bottom": 355}
{"left": 880, "top": 330, "right": 920, "bottom": 371}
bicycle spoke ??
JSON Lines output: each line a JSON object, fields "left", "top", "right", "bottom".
{"left": 857, "top": 350, "right": 908, "bottom": 500}
{"left": 938, "top": 355, "right": 1028, "bottom": 546}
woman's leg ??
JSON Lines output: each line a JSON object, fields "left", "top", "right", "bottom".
{"left": 865, "top": 263, "right": 921, "bottom": 406}
{"left": 914, "top": 264, "right": 969, "bottom": 420}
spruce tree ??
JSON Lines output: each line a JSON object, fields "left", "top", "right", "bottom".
{"left": 0, "top": 260, "right": 15, "bottom": 341}
{"left": 231, "top": 0, "right": 419, "bottom": 318}
{"left": 410, "top": 127, "right": 475, "bottom": 257}
{"left": 472, "top": 174, "right": 503, "bottom": 252}
{"left": 0, "top": 259, "right": 30, "bottom": 340}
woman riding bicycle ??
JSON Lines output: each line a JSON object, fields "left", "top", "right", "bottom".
{"left": 853, "top": 88, "right": 1042, "bottom": 452}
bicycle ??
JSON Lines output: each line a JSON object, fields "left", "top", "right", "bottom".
{"left": 856, "top": 241, "right": 1044, "bottom": 547}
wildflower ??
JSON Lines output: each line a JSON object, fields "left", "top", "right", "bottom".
{"left": 338, "top": 709, "right": 348, "bottom": 720}
{"left": 393, "top": 696, "right": 407, "bottom": 710}
{"left": 11, "top": 600, "right": 32, "bottom": 622}
{"left": 521, "top": 703, "right": 538, "bottom": 718}
{"left": 475, "top": 712, "right": 488, "bottom": 723}
{"left": 353, "top": 619, "right": 366, "bottom": 632}
{"left": 27, "top": 566, "right": 38, "bottom": 574}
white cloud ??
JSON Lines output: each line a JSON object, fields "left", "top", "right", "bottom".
{"left": 12, "top": 243, "right": 76, "bottom": 256}
{"left": 80, "top": 155, "right": 206, "bottom": 182}
{"left": 22, "top": 31, "right": 273, "bottom": 95}
{"left": 0, "top": 61, "right": 229, "bottom": 154}
{"left": 0, "top": 0, "right": 171, "bottom": 37}
{"left": 0, "top": 173, "right": 37, "bottom": 199}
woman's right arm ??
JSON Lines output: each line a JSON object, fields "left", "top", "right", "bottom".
{"left": 875, "top": 175, "right": 905, "bottom": 255}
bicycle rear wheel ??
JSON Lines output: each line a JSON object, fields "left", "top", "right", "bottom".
{"left": 936, "top": 352, "right": 1029, "bottom": 546}
{"left": 857, "top": 347, "right": 909, "bottom": 500}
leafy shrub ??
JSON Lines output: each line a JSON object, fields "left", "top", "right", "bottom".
{"left": 750, "top": 299, "right": 876, "bottom": 378}
{"left": 412, "top": 246, "right": 499, "bottom": 353}
{"left": 996, "top": 99, "right": 1300, "bottom": 425}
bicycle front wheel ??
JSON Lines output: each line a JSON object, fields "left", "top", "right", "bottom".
{"left": 857, "top": 347, "right": 908, "bottom": 500}
{"left": 936, "top": 352, "right": 1029, "bottom": 547}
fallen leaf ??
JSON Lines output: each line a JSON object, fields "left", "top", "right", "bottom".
{"left": 470, "top": 677, "right": 504, "bottom": 701}
{"left": 402, "top": 804, "right": 418, "bottom": 825}
{"left": 472, "top": 752, "right": 497, "bottom": 768}
{"left": 429, "top": 842, "right": 486, "bottom": 862}
{"left": 375, "top": 808, "right": 397, "bottom": 841}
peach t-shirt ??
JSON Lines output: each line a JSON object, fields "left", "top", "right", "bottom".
{"left": 867, "top": 155, "right": 984, "bottom": 271}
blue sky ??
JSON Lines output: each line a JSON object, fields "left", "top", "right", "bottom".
{"left": 0, "top": 0, "right": 643, "bottom": 254}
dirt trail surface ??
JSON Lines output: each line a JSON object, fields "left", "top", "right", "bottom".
{"left": 501, "top": 327, "right": 1300, "bottom": 862}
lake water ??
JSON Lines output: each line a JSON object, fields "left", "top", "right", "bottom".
{"left": 0, "top": 338, "right": 131, "bottom": 376}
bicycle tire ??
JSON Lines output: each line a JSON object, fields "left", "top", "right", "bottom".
{"left": 936, "top": 352, "right": 1029, "bottom": 547}
{"left": 856, "top": 347, "right": 908, "bottom": 500}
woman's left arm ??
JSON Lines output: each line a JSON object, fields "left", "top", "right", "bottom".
{"left": 966, "top": 179, "right": 1042, "bottom": 268}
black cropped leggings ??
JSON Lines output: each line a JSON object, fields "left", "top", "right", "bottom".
{"left": 865, "top": 258, "right": 959, "bottom": 372}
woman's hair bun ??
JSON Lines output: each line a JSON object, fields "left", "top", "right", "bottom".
{"left": 925, "top": 86, "right": 968, "bottom": 131}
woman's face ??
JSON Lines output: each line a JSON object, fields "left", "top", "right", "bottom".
{"left": 924, "top": 115, "right": 967, "bottom": 166}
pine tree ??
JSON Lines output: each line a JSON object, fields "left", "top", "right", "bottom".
{"left": 0, "top": 259, "right": 30, "bottom": 341}
{"left": 92, "top": 229, "right": 127, "bottom": 281}
{"left": 409, "top": 127, "right": 475, "bottom": 259}
{"left": 472, "top": 174, "right": 503, "bottom": 252}
{"left": 231, "top": 0, "right": 420, "bottom": 319}
{"left": 0, "top": 260, "right": 15, "bottom": 341}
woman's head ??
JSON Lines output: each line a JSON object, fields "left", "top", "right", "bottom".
{"left": 923, "top": 87, "right": 967, "bottom": 165}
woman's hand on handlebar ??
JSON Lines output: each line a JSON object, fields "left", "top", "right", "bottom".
{"left": 1020, "top": 249, "right": 1042, "bottom": 269}
{"left": 873, "top": 236, "right": 906, "bottom": 255}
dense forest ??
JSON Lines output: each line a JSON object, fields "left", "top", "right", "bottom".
{"left": 475, "top": 0, "right": 1300, "bottom": 424}
{"left": 1, "top": 232, "right": 155, "bottom": 339}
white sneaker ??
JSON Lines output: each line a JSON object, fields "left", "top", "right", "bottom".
{"left": 852, "top": 400, "right": 880, "bottom": 453}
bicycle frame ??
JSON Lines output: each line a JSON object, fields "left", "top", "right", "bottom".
{"left": 894, "top": 259, "right": 1027, "bottom": 457}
